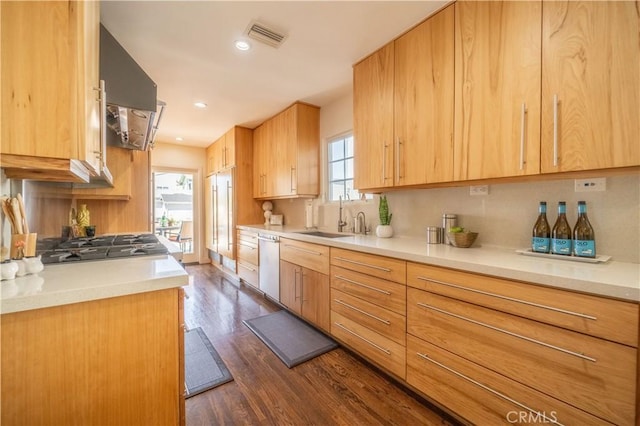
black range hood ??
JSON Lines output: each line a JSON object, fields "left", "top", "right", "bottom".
{"left": 100, "top": 24, "right": 164, "bottom": 151}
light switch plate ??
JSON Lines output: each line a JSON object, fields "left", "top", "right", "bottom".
{"left": 574, "top": 178, "right": 606, "bottom": 192}
{"left": 470, "top": 185, "right": 489, "bottom": 196}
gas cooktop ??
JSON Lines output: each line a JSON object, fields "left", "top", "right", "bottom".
{"left": 37, "top": 234, "right": 169, "bottom": 265}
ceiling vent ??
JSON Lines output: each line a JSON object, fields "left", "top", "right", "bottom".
{"left": 246, "top": 21, "right": 287, "bottom": 48}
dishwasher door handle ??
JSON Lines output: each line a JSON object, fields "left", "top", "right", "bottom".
{"left": 257, "top": 236, "right": 279, "bottom": 242}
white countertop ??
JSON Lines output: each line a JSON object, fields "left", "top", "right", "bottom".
{"left": 240, "top": 225, "right": 640, "bottom": 302}
{"left": 1, "top": 255, "right": 189, "bottom": 314}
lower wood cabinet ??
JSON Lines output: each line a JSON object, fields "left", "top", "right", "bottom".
{"left": 407, "top": 335, "right": 610, "bottom": 425}
{"left": 237, "top": 229, "right": 259, "bottom": 288}
{"left": 407, "top": 287, "right": 636, "bottom": 424}
{"left": 1, "top": 288, "right": 184, "bottom": 426}
{"left": 280, "top": 259, "right": 330, "bottom": 332}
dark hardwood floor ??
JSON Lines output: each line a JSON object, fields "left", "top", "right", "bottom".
{"left": 184, "top": 264, "right": 457, "bottom": 426}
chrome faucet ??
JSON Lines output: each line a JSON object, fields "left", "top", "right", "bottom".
{"left": 355, "top": 211, "right": 367, "bottom": 235}
{"left": 338, "top": 195, "right": 347, "bottom": 232}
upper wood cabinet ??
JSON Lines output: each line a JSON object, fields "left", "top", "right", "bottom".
{"left": 453, "top": 1, "right": 542, "bottom": 181}
{"left": 540, "top": 1, "right": 640, "bottom": 173}
{"left": 253, "top": 102, "right": 320, "bottom": 199}
{"left": 205, "top": 126, "right": 262, "bottom": 261}
{"left": 353, "top": 42, "right": 395, "bottom": 190}
{"left": 71, "top": 146, "right": 133, "bottom": 200}
{"left": 1, "top": 1, "right": 103, "bottom": 183}
{"left": 207, "top": 128, "right": 238, "bottom": 176}
{"left": 394, "top": 5, "right": 454, "bottom": 186}
{"left": 354, "top": 5, "right": 454, "bottom": 191}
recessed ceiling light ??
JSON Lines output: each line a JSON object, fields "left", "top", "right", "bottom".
{"left": 194, "top": 102, "right": 207, "bottom": 108}
{"left": 234, "top": 40, "right": 251, "bottom": 51}
{"left": 176, "top": 137, "right": 183, "bottom": 142}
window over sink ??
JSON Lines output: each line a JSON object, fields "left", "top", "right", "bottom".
{"left": 327, "top": 132, "right": 371, "bottom": 202}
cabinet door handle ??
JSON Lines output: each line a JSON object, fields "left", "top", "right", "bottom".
{"left": 416, "top": 302, "right": 596, "bottom": 362}
{"left": 334, "top": 274, "right": 391, "bottom": 295}
{"left": 396, "top": 138, "right": 403, "bottom": 182}
{"left": 284, "top": 244, "right": 322, "bottom": 256}
{"left": 414, "top": 276, "right": 596, "bottom": 320}
{"left": 333, "top": 256, "right": 391, "bottom": 272}
{"left": 519, "top": 103, "right": 526, "bottom": 170}
{"left": 553, "top": 94, "right": 559, "bottom": 167}
{"left": 334, "top": 322, "right": 391, "bottom": 355}
{"left": 239, "top": 243, "right": 256, "bottom": 250}
{"left": 294, "top": 268, "right": 301, "bottom": 300}
{"left": 382, "top": 142, "right": 389, "bottom": 184}
{"left": 415, "top": 353, "right": 563, "bottom": 425}
{"left": 227, "top": 181, "right": 232, "bottom": 250}
{"left": 290, "top": 166, "right": 296, "bottom": 193}
{"left": 334, "top": 299, "right": 391, "bottom": 325}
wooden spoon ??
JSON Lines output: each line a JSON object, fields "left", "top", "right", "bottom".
{"left": 16, "top": 193, "right": 29, "bottom": 234}
{"left": 11, "top": 198, "right": 23, "bottom": 234}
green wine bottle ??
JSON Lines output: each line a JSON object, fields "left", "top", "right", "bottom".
{"left": 531, "top": 202, "right": 550, "bottom": 253}
{"left": 573, "top": 201, "right": 595, "bottom": 257}
{"left": 551, "top": 202, "right": 572, "bottom": 255}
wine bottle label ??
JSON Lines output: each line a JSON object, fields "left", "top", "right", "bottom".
{"left": 551, "top": 238, "right": 572, "bottom": 255}
{"left": 532, "top": 237, "right": 550, "bottom": 253}
{"left": 573, "top": 240, "right": 596, "bottom": 257}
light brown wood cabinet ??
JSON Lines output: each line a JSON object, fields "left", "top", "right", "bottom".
{"left": 280, "top": 238, "right": 330, "bottom": 332}
{"left": 329, "top": 248, "right": 407, "bottom": 379}
{"left": 1, "top": 0, "right": 103, "bottom": 183}
{"left": 354, "top": 5, "right": 454, "bottom": 191}
{"left": 71, "top": 146, "right": 133, "bottom": 200}
{"left": 237, "top": 229, "right": 259, "bottom": 288}
{"left": 205, "top": 127, "right": 263, "bottom": 262}
{"left": 253, "top": 102, "right": 320, "bottom": 199}
{"left": 406, "top": 262, "right": 638, "bottom": 425}
{"left": 454, "top": 1, "right": 542, "bottom": 180}
{"left": 207, "top": 129, "right": 237, "bottom": 175}
{"left": 541, "top": 1, "right": 640, "bottom": 173}
{"left": 1, "top": 288, "right": 184, "bottom": 426}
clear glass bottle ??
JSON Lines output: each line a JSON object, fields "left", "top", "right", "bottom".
{"left": 531, "top": 202, "right": 550, "bottom": 253}
{"left": 573, "top": 201, "right": 596, "bottom": 257}
{"left": 551, "top": 201, "right": 572, "bottom": 255}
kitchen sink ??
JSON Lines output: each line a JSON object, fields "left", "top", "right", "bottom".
{"left": 294, "top": 231, "right": 352, "bottom": 238}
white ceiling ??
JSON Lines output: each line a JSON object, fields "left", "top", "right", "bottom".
{"left": 100, "top": 1, "right": 449, "bottom": 148}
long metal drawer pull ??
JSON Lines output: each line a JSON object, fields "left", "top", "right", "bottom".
{"left": 415, "top": 276, "right": 597, "bottom": 320}
{"left": 416, "top": 353, "right": 565, "bottom": 426}
{"left": 416, "top": 303, "right": 596, "bottom": 363}
{"left": 333, "top": 257, "right": 391, "bottom": 272}
{"left": 333, "top": 299, "right": 391, "bottom": 325}
{"left": 334, "top": 322, "right": 391, "bottom": 355}
{"left": 284, "top": 244, "right": 322, "bottom": 256}
{"left": 239, "top": 243, "right": 256, "bottom": 250}
{"left": 553, "top": 94, "right": 559, "bottom": 167}
{"left": 519, "top": 102, "right": 526, "bottom": 170}
{"left": 334, "top": 275, "right": 391, "bottom": 295}
{"left": 238, "top": 263, "right": 256, "bottom": 272}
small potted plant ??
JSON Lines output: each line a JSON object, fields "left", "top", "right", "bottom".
{"left": 376, "top": 195, "right": 393, "bottom": 238}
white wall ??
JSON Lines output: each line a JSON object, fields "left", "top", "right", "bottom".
{"left": 152, "top": 142, "right": 207, "bottom": 263}
{"left": 273, "top": 93, "right": 640, "bottom": 264}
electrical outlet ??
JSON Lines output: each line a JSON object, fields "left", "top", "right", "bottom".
{"left": 574, "top": 177, "right": 606, "bottom": 192}
{"left": 470, "top": 185, "right": 489, "bottom": 196}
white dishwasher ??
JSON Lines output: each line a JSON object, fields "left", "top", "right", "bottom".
{"left": 257, "top": 233, "right": 280, "bottom": 301}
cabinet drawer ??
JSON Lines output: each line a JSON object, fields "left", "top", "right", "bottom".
{"left": 331, "top": 289, "right": 405, "bottom": 346}
{"left": 331, "top": 311, "right": 405, "bottom": 379}
{"left": 407, "top": 262, "right": 639, "bottom": 347}
{"left": 331, "top": 248, "right": 406, "bottom": 284}
{"left": 280, "top": 238, "right": 329, "bottom": 274}
{"left": 237, "top": 260, "right": 258, "bottom": 288}
{"left": 330, "top": 265, "right": 406, "bottom": 315}
{"left": 237, "top": 229, "right": 258, "bottom": 245}
{"left": 407, "top": 288, "right": 636, "bottom": 425}
{"left": 407, "top": 335, "right": 610, "bottom": 426}
{"left": 237, "top": 241, "right": 258, "bottom": 265}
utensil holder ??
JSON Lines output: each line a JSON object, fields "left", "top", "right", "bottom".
{"left": 10, "top": 233, "right": 37, "bottom": 258}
